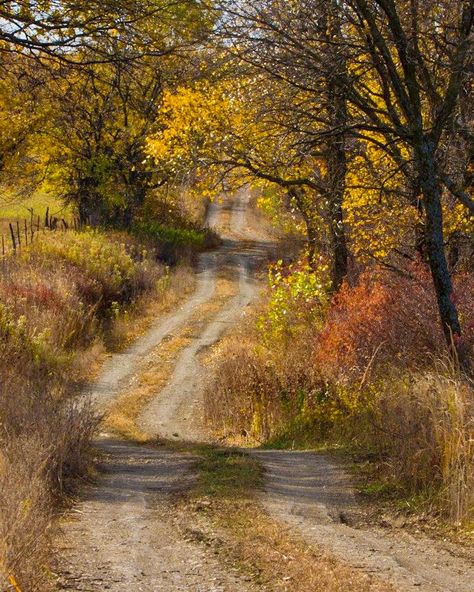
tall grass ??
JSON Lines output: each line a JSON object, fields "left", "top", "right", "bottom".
{"left": 0, "top": 228, "right": 165, "bottom": 590}
{"left": 205, "top": 263, "right": 474, "bottom": 524}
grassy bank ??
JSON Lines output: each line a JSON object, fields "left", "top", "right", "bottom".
{"left": 205, "top": 260, "right": 474, "bottom": 529}
{"left": 0, "top": 227, "right": 196, "bottom": 590}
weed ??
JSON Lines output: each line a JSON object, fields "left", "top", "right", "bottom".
{"left": 0, "top": 227, "right": 167, "bottom": 590}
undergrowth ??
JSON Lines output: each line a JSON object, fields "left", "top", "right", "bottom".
{"left": 0, "top": 227, "right": 185, "bottom": 590}
{"left": 205, "top": 260, "right": 474, "bottom": 527}
{"left": 132, "top": 193, "right": 220, "bottom": 264}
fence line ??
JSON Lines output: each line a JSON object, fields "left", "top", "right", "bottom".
{"left": 0, "top": 212, "right": 88, "bottom": 259}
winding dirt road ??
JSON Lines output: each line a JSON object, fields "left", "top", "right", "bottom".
{"left": 57, "top": 194, "right": 266, "bottom": 591}
{"left": 57, "top": 192, "right": 473, "bottom": 592}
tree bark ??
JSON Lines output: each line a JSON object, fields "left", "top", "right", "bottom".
{"left": 324, "top": 0, "right": 349, "bottom": 292}
{"left": 326, "top": 123, "right": 349, "bottom": 291}
{"left": 416, "top": 137, "right": 462, "bottom": 349}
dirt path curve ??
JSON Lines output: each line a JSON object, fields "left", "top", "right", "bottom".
{"left": 58, "top": 191, "right": 473, "bottom": 592}
{"left": 84, "top": 201, "right": 221, "bottom": 414}
{"left": 57, "top": 194, "right": 264, "bottom": 592}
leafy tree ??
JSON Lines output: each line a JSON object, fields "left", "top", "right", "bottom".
{"left": 215, "top": 0, "right": 474, "bottom": 355}
{"left": 339, "top": 0, "right": 474, "bottom": 350}
{"left": 215, "top": 0, "right": 351, "bottom": 289}
{"left": 35, "top": 2, "right": 213, "bottom": 225}
{"left": 0, "top": 1, "right": 192, "bottom": 60}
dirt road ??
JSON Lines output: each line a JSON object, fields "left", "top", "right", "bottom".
{"left": 57, "top": 194, "right": 265, "bottom": 591}
{"left": 57, "top": 192, "right": 473, "bottom": 592}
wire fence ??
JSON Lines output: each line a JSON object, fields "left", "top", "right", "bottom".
{"left": 0, "top": 207, "right": 86, "bottom": 259}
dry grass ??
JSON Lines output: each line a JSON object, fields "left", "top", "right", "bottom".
{"left": 0, "top": 228, "right": 180, "bottom": 590}
{"left": 0, "top": 391, "right": 97, "bottom": 591}
{"left": 205, "top": 299, "right": 474, "bottom": 525}
{"left": 372, "top": 368, "right": 474, "bottom": 524}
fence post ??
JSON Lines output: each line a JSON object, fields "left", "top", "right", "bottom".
{"left": 16, "top": 220, "right": 21, "bottom": 250}
{"left": 9, "top": 223, "right": 16, "bottom": 253}
{"left": 24, "top": 219, "right": 28, "bottom": 246}
{"left": 45, "top": 207, "right": 49, "bottom": 229}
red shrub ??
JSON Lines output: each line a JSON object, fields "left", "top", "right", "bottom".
{"left": 315, "top": 264, "right": 474, "bottom": 382}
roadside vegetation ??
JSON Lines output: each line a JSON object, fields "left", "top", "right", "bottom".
{"left": 0, "top": 225, "right": 201, "bottom": 589}
{"left": 205, "top": 258, "right": 474, "bottom": 525}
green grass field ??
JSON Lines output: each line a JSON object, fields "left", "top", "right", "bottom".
{"left": 0, "top": 191, "right": 67, "bottom": 219}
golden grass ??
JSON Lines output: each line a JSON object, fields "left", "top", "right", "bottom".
{"left": 0, "top": 191, "right": 68, "bottom": 233}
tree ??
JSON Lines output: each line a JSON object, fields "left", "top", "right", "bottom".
{"left": 339, "top": 0, "right": 474, "bottom": 350}
{"left": 146, "top": 76, "right": 341, "bottom": 275}
{"left": 0, "top": 56, "right": 47, "bottom": 191}
{"left": 216, "top": 0, "right": 351, "bottom": 289}
{"left": 44, "top": 57, "right": 163, "bottom": 225}
{"left": 30, "top": 1, "right": 213, "bottom": 225}
{"left": 217, "top": 0, "right": 474, "bottom": 353}
{"left": 0, "top": 1, "right": 196, "bottom": 61}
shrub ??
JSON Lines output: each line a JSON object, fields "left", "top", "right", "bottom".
{"left": 132, "top": 220, "right": 220, "bottom": 264}
{"left": 316, "top": 265, "right": 474, "bottom": 382}
{"left": 257, "top": 258, "right": 330, "bottom": 345}
{"left": 28, "top": 229, "right": 157, "bottom": 305}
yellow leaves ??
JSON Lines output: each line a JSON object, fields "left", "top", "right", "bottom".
{"left": 146, "top": 76, "right": 315, "bottom": 197}
{"left": 147, "top": 82, "right": 233, "bottom": 169}
{"left": 443, "top": 199, "right": 474, "bottom": 236}
{"left": 345, "top": 138, "right": 416, "bottom": 261}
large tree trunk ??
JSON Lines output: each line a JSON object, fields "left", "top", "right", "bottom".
{"left": 324, "top": 0, "right": 349, "bottom": 292}
{"left": 416, "top": 138, "right": 462, "bottom": 351}
{"left": 326, "top": 125, "right": 349, "bottom": 291}
{"left": 77, "top": 177, "right": 101, "bottom": 226}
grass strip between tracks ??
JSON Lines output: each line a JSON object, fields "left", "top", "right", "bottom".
{"left": 178, "top": 446, "right": 396, "bottom": 592}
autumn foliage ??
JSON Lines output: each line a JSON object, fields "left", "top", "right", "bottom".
{"left": 316, "top": 266, "right": 474, "bottom": 382}
{"left": 206, "top": 257, "right": 474, "bottom": 522}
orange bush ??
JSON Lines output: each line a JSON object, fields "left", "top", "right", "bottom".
{"left": 315, "top": 264, "right": 474, "bottom": 383}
